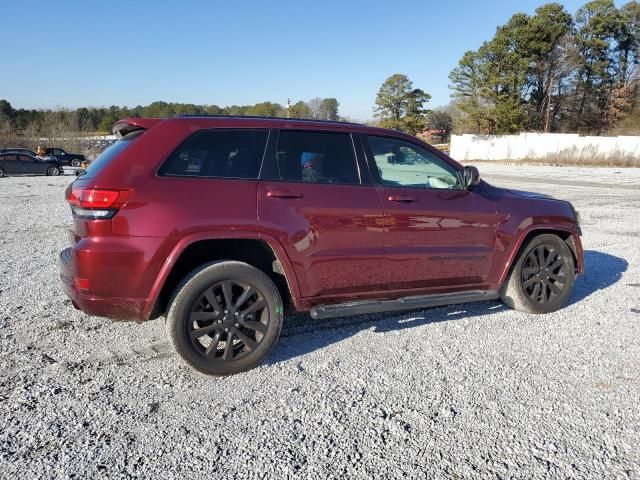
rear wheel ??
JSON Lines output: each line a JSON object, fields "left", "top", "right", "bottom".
{"left": 71, "top": 159, "right": 81, "bottom": 168}
{"left": 46, "top": 166, "right": 60, "bottom": 176}
{"left": 500, "top": 234, "right": 575, "bottom": 314}
{"left": 0, "top": 167, "right": 5, "bottom": 178}
{"left": 166, "top": 261, "right": 283, "bottom": 376}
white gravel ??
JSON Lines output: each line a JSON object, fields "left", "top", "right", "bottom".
{"left": 1, "top": 166, "right": 639, "bottom": 478}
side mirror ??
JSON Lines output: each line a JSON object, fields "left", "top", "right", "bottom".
{"left": 462, "top": 165, "right": 480, "bottom": 189}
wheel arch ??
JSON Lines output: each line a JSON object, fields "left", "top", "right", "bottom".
{"left": 498, "top": 226, "right": 581, "bottom": 285}
{"left": 143, "top": 232, "right": 300, "bottom": 320}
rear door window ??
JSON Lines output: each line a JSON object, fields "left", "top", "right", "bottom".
{"left": 271, "top": 131, "right": 359, "bottom": 184}
{"left": 159, "top": 129, "right": 269, "bottom": 179}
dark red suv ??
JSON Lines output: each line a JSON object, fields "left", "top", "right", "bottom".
{"left": 59, "top": 116, "right": 584, "bottom": 375}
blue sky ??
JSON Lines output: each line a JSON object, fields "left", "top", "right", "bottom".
{"left": 0, "top": 0, "right": 604, "bottom": 120}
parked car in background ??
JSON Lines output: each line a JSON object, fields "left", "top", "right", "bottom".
{"left": 59, "top": 115, "right": 584, "bottom": 376}
{"left": 43, "top": 147, "right": 86, "bottom": 167}
{"left": 0, "top": 152, "right": 63, "bottom": 177}
{"left": 0, "top": 148, "right": 36, "bottom": 155}
{"left": 1, "top": 148, "right": 57, "bottom": 162}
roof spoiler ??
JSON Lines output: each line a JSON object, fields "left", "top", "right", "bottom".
{"left": 112, "top": 118, "right": 163, "bottom": 139}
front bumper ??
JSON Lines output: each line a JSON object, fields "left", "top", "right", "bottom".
{"left": 566, "top": 233, "right": 585, "bottom": 275}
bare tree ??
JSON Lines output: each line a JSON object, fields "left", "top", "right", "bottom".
{"left": 306, "top": 97, "right": 323, "bottom": 120}
{"left": 0, "top": 118, "right": 19, "bottom": 149}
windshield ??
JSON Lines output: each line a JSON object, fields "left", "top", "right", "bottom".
{"left": 80, "top": 131, "right": 143, "bottom": 179}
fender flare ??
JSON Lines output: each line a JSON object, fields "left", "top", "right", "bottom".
{"left": 141, "top": 230, "right": 301, "bottom": 319}
{"left": 497, "top": 223, "right": 581, "bottom": 285}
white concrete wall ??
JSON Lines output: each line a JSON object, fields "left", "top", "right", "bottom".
{"left": 450, "top": 133, "right": 640, "bottom": 161}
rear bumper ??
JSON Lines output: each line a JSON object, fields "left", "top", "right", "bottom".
{"left": 59, "top": 246, "right": 147, "bottom": 321}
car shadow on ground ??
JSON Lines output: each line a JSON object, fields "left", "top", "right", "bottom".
{"left": 266, "top": 250, "right": 627, "bottom": 366}
{"left": 569, "top": 250, "right": 628, "bottom": 305}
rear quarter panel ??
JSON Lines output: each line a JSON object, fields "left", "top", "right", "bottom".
{"left": 69, "top": 120, "right": 264, "bottom": 310}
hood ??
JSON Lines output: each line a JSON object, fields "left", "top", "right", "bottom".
{"left": 507, "top": 188, "right": 554, "bottom": 200}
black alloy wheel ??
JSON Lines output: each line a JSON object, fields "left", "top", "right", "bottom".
{"left": 188, "top": 280, "right": 269, "bottom": 362}
{"left": 521, "top": 244, "right": 568, "bottom": 304}
{"left": 166, "top": 261, "right": 283, "bottom": 375}
{"left": 500, "top": 233, "right": 576, "bottom": 314}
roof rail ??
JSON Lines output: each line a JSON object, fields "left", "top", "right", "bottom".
{"left": 175, "top": 114, "right": 363, "bottom": 127}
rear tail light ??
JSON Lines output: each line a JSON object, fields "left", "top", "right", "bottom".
{"left": 66, "top": 187, "right": 132, "bottom": 219}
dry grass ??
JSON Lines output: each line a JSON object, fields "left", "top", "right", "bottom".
{"left": 464, "top": 145, "right": 640, "bottom": 168}
{"left": 0, "top": 112, "right": 101, "bottom": 158}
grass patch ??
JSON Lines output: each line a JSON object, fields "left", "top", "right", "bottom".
{"left": 463, "top": 146, "right": 639, "bottom": 167}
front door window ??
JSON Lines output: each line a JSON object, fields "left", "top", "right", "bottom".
{"left": 368, "top": 135, "right": 462, "bottom": 190}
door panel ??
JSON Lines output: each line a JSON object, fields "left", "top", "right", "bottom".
{"left": 1, "top": 155, "right": 20, "bottom": 174}
{"left": 379, "top": 186, "right": 498, "bottom": 289}
{"left": 363, "top": 134, "right": 500, "bottom": 290}
{"left": 19, "top": 155, "right": 39, "bottom": 174}
{"left": 258, "top": 129, "right": 385, "bottom": 298}
{"left": 258, "top": 182, "right": 385, "bottom": 297}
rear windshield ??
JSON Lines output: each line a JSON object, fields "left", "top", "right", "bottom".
{"left": 80, "top": 131, "right": 142, "bottom": 179}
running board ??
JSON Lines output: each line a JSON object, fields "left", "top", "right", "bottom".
{"left": 309, "top": 290, "right": 500, "bottom": 320}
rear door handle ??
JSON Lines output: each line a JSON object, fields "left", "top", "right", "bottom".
{"left": 387, "top": 195, "right": 417, "bottom": 203}
{"left": 266, "top": 190, "right": 303, "bottom": 199}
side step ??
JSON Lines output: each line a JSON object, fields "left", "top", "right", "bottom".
{"left": 309, "top": 290, "right": 500, "bottom": 320}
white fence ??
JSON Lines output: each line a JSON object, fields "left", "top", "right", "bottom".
{"left": 450, "top": 133, "right": 640, "bottom": 161}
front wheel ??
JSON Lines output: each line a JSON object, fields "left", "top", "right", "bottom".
{"left": 166, "top": 261, "right": 283, "bottom": 376}
{"left": 500, "top": 234, "right": 575, "bottom": 314}
{"left": 0, "top": 167, "right": 5, "bottom": 178}
{"left": 71, "top": 159, "right": 81, "bottom": 168}
{"left": 46, "top": 166, "right": 60, "bottom": 176}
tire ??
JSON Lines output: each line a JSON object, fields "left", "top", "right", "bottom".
{"left": 46, "top": 166, "right": 60, "bottom": 176}
{"left": 500, "top": 234, "right": 575, "bottom": 314}
{"left": 0, "top": 168, "right": 5, "bottom": 178}
{"left": 71, "top": 159, "right": 81, "bottom": 168}
{"left": 166, "top": 261, "right": 283, "bottom": 376}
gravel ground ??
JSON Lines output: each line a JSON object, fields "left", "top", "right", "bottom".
{"left": 1, "top": 166, "right": 639, "bottom": 478}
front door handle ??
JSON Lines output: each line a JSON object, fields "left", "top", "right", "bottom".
{"left": 266, "top": 190, "right": 303, "bottom": 199}
{"left": 387, "top": 195, "right": 417, "bottom": 203}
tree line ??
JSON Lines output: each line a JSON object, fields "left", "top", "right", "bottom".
{"left": 2, "top": 0, "right": 638, "bottom": 141}
{"left": 448, "top": 0, "right": 640, "bottom": 134}
{"left": 0, "top": 97, "right": 340, "bottom": 134}
{"left": 374, "top": 0, "right": 640, "bottom": 136}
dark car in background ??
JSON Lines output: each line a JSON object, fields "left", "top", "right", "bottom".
{"left": 0, "top": 153, "right": 63, "bottom": 177}
{"left": 43, "top": 148, "right": 86, "bottom": 167}
{"left": 0, "top": 148, "right": 39, "bottom": 156}
{"left": 1, "top": 148, "right": 57, "bottom": 161}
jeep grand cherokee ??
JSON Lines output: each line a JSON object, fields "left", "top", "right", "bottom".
{"left": 59, "top": 116, "right": 584, "bottom": 375}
